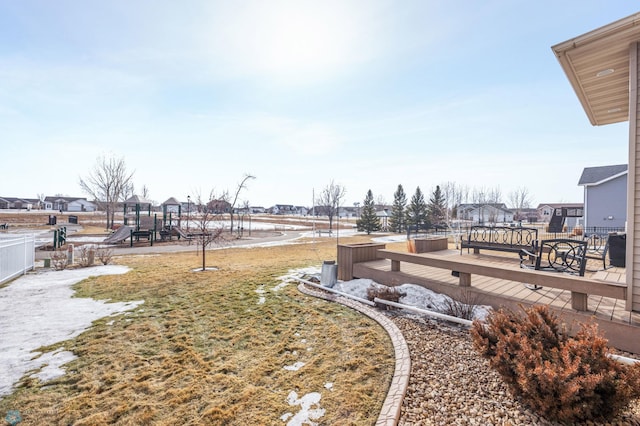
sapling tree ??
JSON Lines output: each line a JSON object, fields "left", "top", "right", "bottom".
{"left": 227, "top": 174, "right": 255, "bottom": 235}
{"left": 316, "top": 180, "right": 346, "bottom": 231}
{"left": 193, "top": 190, "right": 225, "bottom": 271}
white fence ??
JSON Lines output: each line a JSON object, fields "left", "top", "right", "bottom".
{"left": 0, "top": 234, "right": 36, "bottom": 285}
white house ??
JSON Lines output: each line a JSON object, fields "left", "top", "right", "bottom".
{"left": 456, "top": 203, "right": 513, "bottom": 224}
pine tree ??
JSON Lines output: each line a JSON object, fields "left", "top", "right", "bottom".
{"left": 428, "top": 185, "right": 447, "bottom": 225}
{"left": 357, "top": 189, "right": 381, "bottom": 235}
{"left": 406, "top": 186, "right": 428, "bottom": 230}
{"left": 389, "top": 184, "right": 407, "bottom": 233}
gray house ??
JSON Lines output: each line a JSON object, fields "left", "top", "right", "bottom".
{"left": 578, "top": 164, "right": 627, "bottom": 230}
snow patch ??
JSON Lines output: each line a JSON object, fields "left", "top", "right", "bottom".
{"left": 284, "top": 361, "right": 305, "bottom": 371}
{"left": 0, "top": 265, "right": 144, "bottom": 398}
{"left": 282, "top": 391, "right": 325, "bottom": 426}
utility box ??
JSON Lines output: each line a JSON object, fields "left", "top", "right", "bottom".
{"left": 608, "top": 233, "right": 626, "bottom": 267}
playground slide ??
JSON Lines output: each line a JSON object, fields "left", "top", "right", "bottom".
{"left": 172, "top": 226, "right": 193, "bottom": 239}
{"left": 103, "top": 226, "right": 134, "bottom": 244}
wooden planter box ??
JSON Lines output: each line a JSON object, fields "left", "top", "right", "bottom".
{"left": 337, "top": 243, "right": 386, "bottom": 280}
{"left": 414, "top": 237, "right": 448, "bottom": 253}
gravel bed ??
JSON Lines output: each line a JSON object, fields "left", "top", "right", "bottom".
{"left": 388, "top": 314, "right": 640, "bottom": 426}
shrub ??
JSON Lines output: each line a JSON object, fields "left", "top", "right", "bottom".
{"left": 441, "top": 288, "right": 479, "bottom": 320}
{"left": 50, "top": 250, "right": 68, "bottom": 271}
{"left": 367, "top": 286, "right": 405, "bottom": 310}
{"left": 471, "top": 305, "right": 640, "bottom": 423}
{"left": 76, "top": 245, "right": 95, "bottom": 267}
{"left": 96, "top": 246, "right": 114, "bottom": 265}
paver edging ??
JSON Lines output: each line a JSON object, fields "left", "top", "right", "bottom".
{"left": 297, "top": 283, "right": 410, "bottom": 426}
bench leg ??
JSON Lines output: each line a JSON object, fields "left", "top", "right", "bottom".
{"left": 391, "top": 259, "right": 400, "bottom": 272}
{"left": 571, "top": 292, "right": 588, "bottom": 311}
{"left": 459, "top": 272, "right": 471, "bottom": 287}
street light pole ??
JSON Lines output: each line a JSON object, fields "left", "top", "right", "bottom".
{"left": 187, "top": 195, "right": 191, "bottom": 231}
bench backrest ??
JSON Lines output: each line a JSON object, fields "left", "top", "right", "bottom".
{"left": 467, "top": 226, "right": 538, "bottom": 248}
{"left": 535, "top": 238, "right": 587, "bottom": 276}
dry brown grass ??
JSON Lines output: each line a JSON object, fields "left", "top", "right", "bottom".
{"left": 0, "top": 236, "right": 396, "bottom": 425}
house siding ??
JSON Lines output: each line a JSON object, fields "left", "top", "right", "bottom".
{"left": 585, "top": 175, "right": 627, "bottom": 229}
{"left": 628, "top": 42, "right": 640, "bottom": 311}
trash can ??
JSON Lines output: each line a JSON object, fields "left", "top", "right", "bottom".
{"left": 48, "top": 215, "right": 57, "bottom": 225}
{"left": 320, "top": 260, "right": 338, "bottom": 288}
{"left": 608, "top": 233, "right": 626, "bottom": 267}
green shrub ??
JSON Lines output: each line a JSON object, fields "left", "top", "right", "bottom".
{"left": 471, "top": 305, "right": 640, "bottom": 423}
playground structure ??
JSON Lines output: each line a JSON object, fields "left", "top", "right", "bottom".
{"left": 548, "top": 206, "right": 583, "bottom": 232}
{"left": 103, "top": 196, "right": 193, "bottom": 246}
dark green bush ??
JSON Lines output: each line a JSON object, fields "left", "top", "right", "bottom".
{"left": 471, "top": 305, "right": 640, "bottom": 423}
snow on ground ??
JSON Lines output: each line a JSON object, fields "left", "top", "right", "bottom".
{"left": 0, "top": 265, "right": 144, "bottom": 398}
{"left": 265, "top": 266, "right": 492, "bottom": 425}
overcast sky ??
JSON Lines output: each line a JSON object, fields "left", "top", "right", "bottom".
{"left": 1, "top": 1, "right": 637, "bottom": 208}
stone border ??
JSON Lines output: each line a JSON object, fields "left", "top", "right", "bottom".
{"left": 297, "top": 283, "right": 410, "bottom": 426}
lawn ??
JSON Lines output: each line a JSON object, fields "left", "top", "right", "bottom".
{"left": 0, "top": 236, "right": 395, "bottom": 425}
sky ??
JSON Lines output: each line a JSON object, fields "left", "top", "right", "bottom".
{"left": 1, "top": 1, "right": 637, "bottom": 209}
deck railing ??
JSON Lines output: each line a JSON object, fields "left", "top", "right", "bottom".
{"left": 0, "top": 234, "right": 35, "bottom": 285}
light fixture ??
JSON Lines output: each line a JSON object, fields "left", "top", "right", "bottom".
{"left": 596, "top": 68, "right": 615, "bottom": 77}
{"left": 607, "top": 107, "right": 622, "bottom": 113}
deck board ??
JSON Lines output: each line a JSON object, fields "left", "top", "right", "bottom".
{"left": 354, "top": 251, "right": 640, "bottom": 327}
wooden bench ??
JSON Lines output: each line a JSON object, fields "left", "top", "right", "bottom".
{"left": 376, "top": 248, "right": 626, "bottom": 311}
{"left": 316, "top": 229, "right": 333, "bottom": 236}
{"left": 461, "top": 225, "right": 538, "bottom": 255}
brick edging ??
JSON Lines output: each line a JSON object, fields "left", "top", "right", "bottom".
{"left": 297, "top": 283, "right": 410, "bottom": 426}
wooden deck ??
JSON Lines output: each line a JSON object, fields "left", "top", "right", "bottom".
{"left": 351, "top": 249, "right": 640, "bottom": 353}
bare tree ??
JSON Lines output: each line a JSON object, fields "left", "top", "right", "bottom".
{"left": 79, "top": 155, "right": 134, "bottom": 230}
{"left": 227, "top": 174, "right": 255, "bottom": 236}
{"left": 441, "top": 181, "right": 465, "bottom": 222}
{"left": 316, "top": 180, "right": 346, "bottom": 231}
{"left": 193, "top": 190, "right": 225, "bottom": 271}
{"left": 37, "top": 193, "right": 46, "bottom": 210}
{"left": 509, "top": 186, "right": 533, "bottom": 221}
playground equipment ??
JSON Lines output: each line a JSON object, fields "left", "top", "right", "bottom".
{"left": 102, "top": 195, "right": 191, "bottom": 246}
{"left": 53, "top": 226, "right": 66, "bottom": 249}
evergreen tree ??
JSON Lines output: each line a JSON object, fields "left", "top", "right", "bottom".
{"left": 406, "top": 186, "right": 428, "bottom": 230}
{"left": 357, "top": 189, "right": 381, "bottom": 235}
{"left": 428, "top": 185, "right": 447, "bottom": 225}
{"left": 389, "top": 184, "right": 407, "bottom": 233}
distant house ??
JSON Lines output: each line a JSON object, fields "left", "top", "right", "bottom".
{"left": 250, "top": 206, "right": 266, "bottom": 214}
{"left": 456, "top": 203, "right": 513, "bottom": 224}
{"left": 578, "top": 164, "right": 628, "bottom": 230}
{"left": 518, "top": 208, "right": 539, "bottom": 223}
{"left": 208, "top": 199, "right": 231, "bottom": 214}
{"left": 44, "top": 196, "right": 97, "bottom": 212}
{"left": 294, "top": 206, "right": 309, "bottom": 216}
{"left": 270, "top": 204, "right": 296, "bottom": 215}
{"left": 0, "top": 197, "right": 34, "bottom": 210}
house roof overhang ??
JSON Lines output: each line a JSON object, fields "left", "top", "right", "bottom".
{"left": 552, "top": 12, "right": 640, "bottom": 126}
